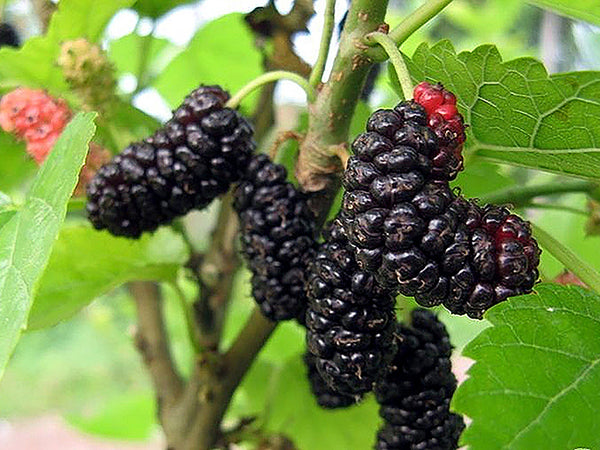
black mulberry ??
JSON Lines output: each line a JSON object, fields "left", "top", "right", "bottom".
{"left": 341, "top": 95, "right": 540, "bottom": 318}
{"left": 234, "top": 154, "right": 317, "bottom": 321}
{"left": 0, "top": 23, "right": 19, "bottom": 48}
{"left": 305, "top": 219, "right": 397, "bottom": 395}
{"left": 374, "top": 309, "right": 464, "bottom": 450}
{"left": 304, "top": 352, "right": 359, "bottom": 409}
{"left": 87, "top": 85, "right": 255, "bottom": 238}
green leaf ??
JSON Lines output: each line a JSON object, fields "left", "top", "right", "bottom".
{"left": 0, "top": 112, "right": 96, "bottom": 379}
{"left": 454, "top": 284, "right": 600, "bottom": 449}
{"left": 451, "top": 161, "right": 514, "bottom": 198}
{"left": 109, "top": 33, "right": 179, "bottom": 87}
{"left": 0, "top": 0, "right": 133, "bottom": 92}
{"left": 526, "top": 0, "right": 600, "bottom": 26}
{"left": 153, "top": 13, "right": 262, "bottom": 108}
{"left": 47, "top": 0, "right": 135, "bottom": 43}
{"left": 264, "top": 354, "right": 381, "bottom": 450}
{"left": 98, "top": 100, "right": 161, "bottom": 152}
{"left": 28, "top": 224, "right": 189, "bottom": 330}
{"left": 0, "top": 211, "right": 16, "bottom": 230}
{"left": 133, "top": 0, "right": 196, "bottom": 19}
{"left": 67, "top": 391, "right": 156, "bottom": 440}
{"left": 0, "top": 131, "right": 36, "bottom": 193}
{"left": 408, "top": 41, "right": 600, "bottom": 180}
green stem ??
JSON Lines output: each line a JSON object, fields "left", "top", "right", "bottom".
{"left": 295, "top": 0, "right": 389, "bottom": 219}
{"left": 533, "top": 224, "right": 600, "bottom": 294}
{"left": 171, "top": 282, "right": 202, "bottom": 354}
{"left": 226, "top": 71, "right": 316, "bottom": 109}
{"left": 308, "top": 0, "right": 337, "bottom": 88}
{"left": 367, "top": 0, "right": 454, "bottom": 62}
{"left": 389, "top": 0, "right": 453, "bottom": 46}
{"left": 131, "top": 20, "right": 157, "bottom": 98}
{"left": 365, "top": 31, "right": 413, "bottom": 100}
{"left": 523, "top": 203, "right": 588, "bottom": 216}
{"left": 479, "top": 180, "right": 597, "bottom": 206}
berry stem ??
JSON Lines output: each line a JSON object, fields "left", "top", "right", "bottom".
{"left": 532, "top": 224, "right": 600, "bottom": 294}
{"left": 226, "top": 70, "right": 316, "bottom": 108}
{"left": 479, "top": 180, "right": 597, "bottom": 206}
{"left": 523, "top": 203, "right": 589, "bottom": 216}
{"left": 132, "top": 20, "right": 158, "bottom": 98}
{"left": 364, "top": 31, "right": 413, "bottom": 100}
{"left": 367, "top": 0, "right": 454, "bottom": 62}
{"left": 308, "top": 0, "right": 337, "bottom": 89}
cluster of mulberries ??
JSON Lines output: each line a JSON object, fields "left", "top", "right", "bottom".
{"left": 0, "top": 88, "right": 72, "bottom": 163}
{"left": 339, "top": 83, "right": 540, "bottom": 318}
{"left": 374, "top": 309, "right": 464, "bottom": 450}
{"left": 86, "top": 85, "right": 255, "bottom": 238}
{"left": 233, "top": 154, "right": 317, "bottom": 322}
{"left": 0, "top": 22, "right": 19, "bottom": 48}
{"left": 232, "top": 154, "right": 355, "bottom": 406}
{"left": 305, "top": 218, "right": 397, "bottom": 395}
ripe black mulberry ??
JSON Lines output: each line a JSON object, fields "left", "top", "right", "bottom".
{"left": 87, "top": 85, "right": 255, "bottom": 238}
{"left": 374, "top": 309, "right": 464, "bottom": 450}
{"left": 340, "top": 90, "right": 540, "bottom": 318}
{"left": 304, "top": 352, "right": 359, "bottom": 409}
{"left": 234, "top": 154, "right": 317, "bottom": 321}
{"left": 305, "top": 219, "right": 397, "bottom": 395}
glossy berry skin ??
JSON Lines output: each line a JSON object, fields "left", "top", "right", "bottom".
{"left": 413, "top": 82, "right": 466, "bottom": 181}
{"left": 0, "top": 88, "right": 71, "bottom": 163}
{"left": 86, "top": 85, "right": 255, "bottom": 238}
{"left": 341, "top": 99, "right": 540, "bottom": 319}
{"left": 234, "top": 154, "right": 317, "bottom": 322}
{"left": 374, "top": 309, "right": 464, "bottom": 450}
{"left": 305, "top": 219, "right": 397, "bottom": 395}
{"left": 304, "top": 352, "right": 359, "bottom": 409}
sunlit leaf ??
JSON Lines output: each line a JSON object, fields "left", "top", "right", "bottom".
{"left": 454, "top": 284, "right": 600, "bottom": 449}
{"left": 0, "top": 112, "right": 96, "bottom": 379}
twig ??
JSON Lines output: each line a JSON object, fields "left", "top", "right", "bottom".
{"left": 295, "top": 0, "right": 389, "bottom": 223}
{"left": 130, "top": 281, "right": 184, "bottom": 410}
{"left": 478, "top": 180, "right": 597, "bottom": 206}
{"left": 194, "top": 194, "right": 240, "bottom": 351}
{"left": 226, "top": 70, "right": 316, "bottom": 108}
{"left": 185, "top": 308, "right": 277, "bottom": 450}
{"left": 308, "top": 0, "right": 337, "bottom": 88}
{"left": 522, "top": 202, "right": 589, "bottom": 216}
{"left": 171, "top": 281, "right": 202, "bottom": 354}
{"left": 532, "top": 224, "right": 600, "bottom": 294}
{"left": 367, "top": 0, "right": 454, "bottom": 61}
{"left": 364, "top": 31, "right": 413, "bottom": 100}
{"left": 269, "top": 130, "right": 304, "bottom": 160}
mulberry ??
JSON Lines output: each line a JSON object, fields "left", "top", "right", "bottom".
{"left": 58, "top": 38, "right": 117, "bottom": 113}
{"left": 234, "top": 154, "right": 317, "bottom": 321}
{"left": 304, "top": 352, "right": 358, "bottom": 409}
{"left": 86, "top": 85, "right": 255, "bottom": 238}
{"left": 341, "top": 94, "right": 540, "bottom": 319}
{"left": 413, "top": 82, "right": 465, "bottom": 181}
{"left": 0, "top": 88, "right": 72, "bottom": 163}
{"left": 0, "top": 23, "right": 19, "bottom": 48}
{"left": 374, "top": 309, "right": 464, "bottom": 450}
{"left": 305, "top": 218, "right": 397, "bottom": 395}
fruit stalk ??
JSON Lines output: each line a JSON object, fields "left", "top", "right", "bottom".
{"left": 295, "top": 0, "right": 389, "bottom": 223}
